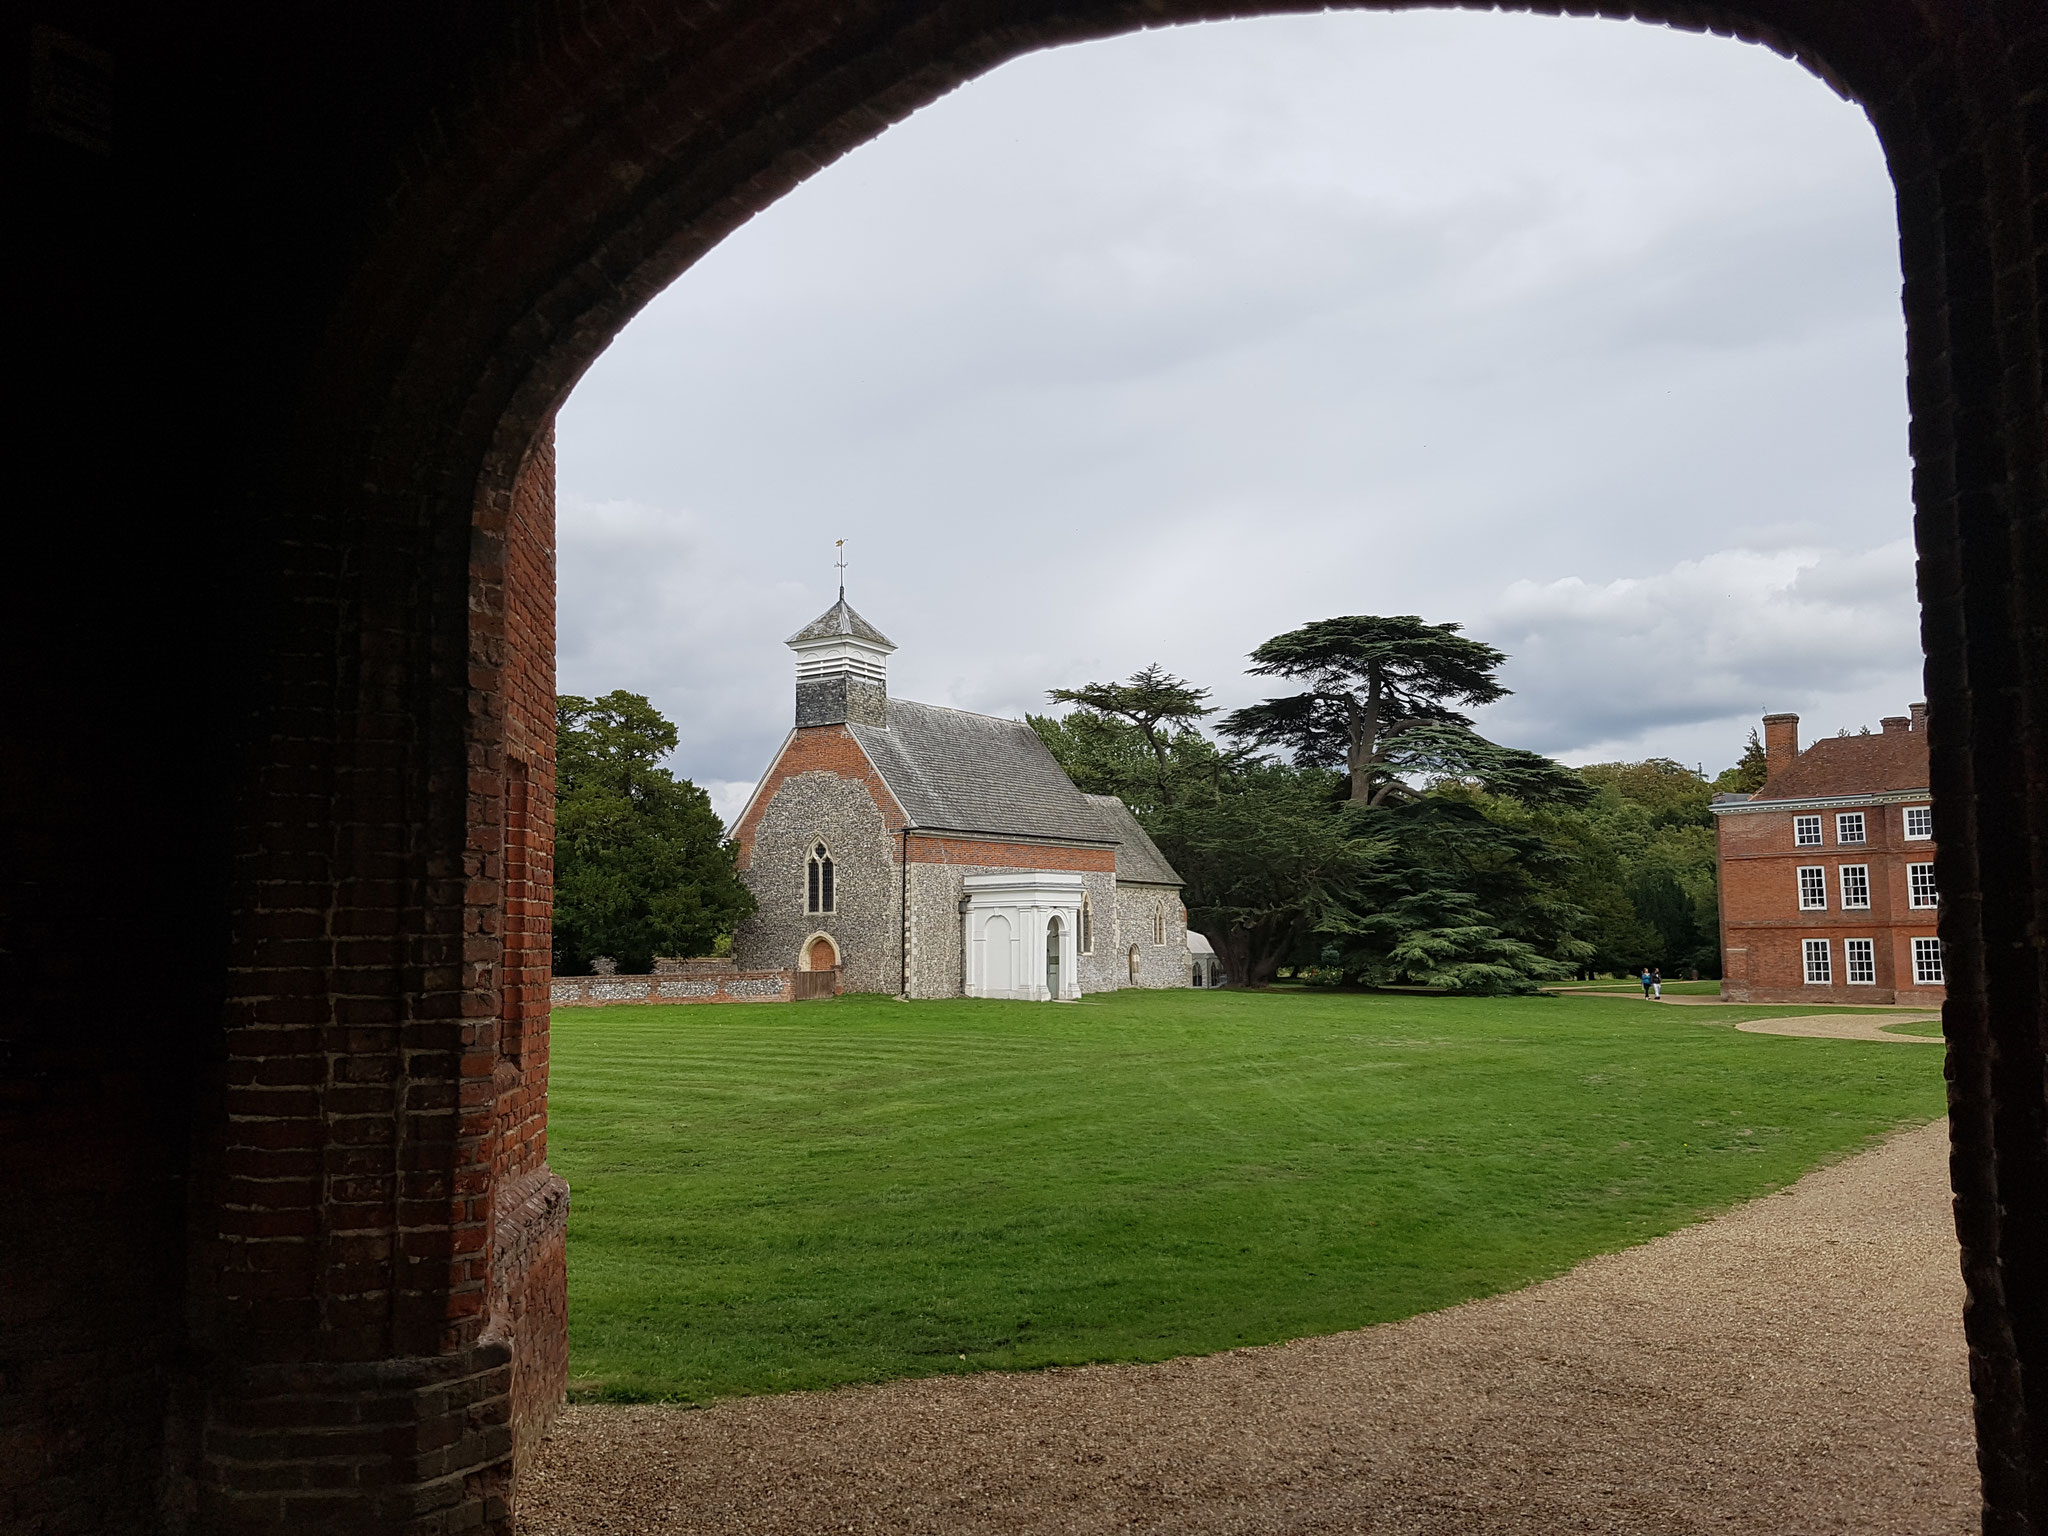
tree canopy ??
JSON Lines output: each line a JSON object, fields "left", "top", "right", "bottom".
{"left": 1037, "top": 618, "right": 1748, "bottom": 993}
{"left": 1218, "top": 615, "right": 1518, "bottom": 803}
{"left": 554, "top": 691, "right": 755, "bottom": 974}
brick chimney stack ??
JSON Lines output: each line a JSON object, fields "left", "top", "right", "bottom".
{"left": 1762, "top": 712, "right": 1800, "bottom": 781}
{"left": 1910, "top": 700, "right": 1928, "bottom": 732}
{"left": 1882, "top": 715, "right": 1912, "bottom": 733}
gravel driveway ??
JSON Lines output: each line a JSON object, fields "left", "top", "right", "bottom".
{"left": 521, "top": 1117, "right": 1972, "bottom": 1535}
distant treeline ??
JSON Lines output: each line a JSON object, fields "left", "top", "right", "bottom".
{"left": 1031, "top": 614, "right": 1767, "bottom": 992}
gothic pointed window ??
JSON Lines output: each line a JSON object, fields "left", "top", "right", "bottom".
{"left": 807, "top": 842, "right": 835, "bottom": 914}
{"left": 1079, "top": 894, "right": 1093, "bottom": 955}
{"left": 1152, "top": 903, "right": 1166, "bottom": 946}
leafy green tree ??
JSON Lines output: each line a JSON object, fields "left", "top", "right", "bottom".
{"left": 554, "top": 691, "right": 756, "bottom": 974}
{"left": 1146, "top": 763, "right": 1370, "bottom": 988}
{"left": 1571, "top": 758, "right": 1723, "bottom": 976}
{"left": 1714, "top": 729, "right": 1770, "bottom": 794}
{"left": 1045, "top": 667, "right": 1216, "bottom": 806}
{"left": 1220, "top": 615, "right": 1541, "bottom": 804}
{"left": 1028, "top": 707, "right": 1228, "bottom": 817}
{"left": 1316, "top": 795, "right": 1589, "bottom": 994}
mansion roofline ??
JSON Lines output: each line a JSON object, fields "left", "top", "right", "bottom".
{"left": 1710, "top": 787, "right": 1931, "bottom": 816}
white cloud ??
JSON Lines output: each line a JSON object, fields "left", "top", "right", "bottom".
{"left": 1477, "top": 540, "right": 1922, "bottom": 765}
{"left": 556, "top": 9, "right": 1912, "bottom": 793}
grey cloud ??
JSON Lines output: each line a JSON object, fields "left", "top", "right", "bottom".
{"left": 557, "top": 9, "right": 1914, "bottom": 797}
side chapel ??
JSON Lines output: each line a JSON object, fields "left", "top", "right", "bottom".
{"left": 729, "top": 597, "right": 1193, "bottom": 998}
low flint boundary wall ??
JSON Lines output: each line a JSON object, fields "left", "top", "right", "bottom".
{"left": 550, "top": 969, "right": 793, "bottom": 1006}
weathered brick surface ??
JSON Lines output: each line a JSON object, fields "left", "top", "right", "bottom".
{"left": 12, "top": 2, "right": 2044, "bottom": 1530}
{"left": 1718, "top": 796, "right": 1943, "bottom": 1005}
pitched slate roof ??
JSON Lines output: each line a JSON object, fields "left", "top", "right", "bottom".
{"left": 1084, "top": 794, "right": 1183, "bottom": 885}
{"left": 848, "top": 699, "right": 1116, "bottom": 845}
{"left": 1751, "top": 728, "right": 1930, "bottom": 800}
{"left": 786, "top": 598, "right": 895, "bottom": 649}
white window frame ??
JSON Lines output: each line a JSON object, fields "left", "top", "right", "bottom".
{"left": 1903, "top": 805, "right": 1933, "bottom": 841}
{"left": 1908, "top": 862, "right": 1938, "bottom": 909}
{"left": 1794, "top": 815, "right": 1823, "bottom": 847}
{"left": 1803, "top": 939, "right": 1832, "bottom": 984}
{"left": 1912, "top": 936, "right": 1944, "bottom": 985}
{"left": 1839, "top": 864, "right": 1871, "bottom": 910}
{"left": 1844, "top": 938, "right": 1876, "bottom": 985}
{"left": 1836, "top": 812, "right": 1866, "bottom": 845}
{"left": 1798, "top": 866, "right": 1827, "bottom": 910}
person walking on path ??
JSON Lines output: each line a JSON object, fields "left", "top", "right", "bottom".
{"left": 1640, "top": 967, "right": 1655, "bottom": 999}
{"left": 1651, "top": 968, "right": 1663, "bottom": 1000}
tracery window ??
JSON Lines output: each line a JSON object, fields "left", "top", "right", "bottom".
{"left": 807, "top": 842, "right": 835, "bottom": 914}
{"left": 1151, "top": 904, "right": 1166, "bottom": 946}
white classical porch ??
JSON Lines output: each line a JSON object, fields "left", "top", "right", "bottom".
{"left": 962, "top": 870, "right": 1083, "bottom": 1001}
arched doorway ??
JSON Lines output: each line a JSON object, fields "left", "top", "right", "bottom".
{"left": 48, "top": 5, "right": 2032, "bottom": 1532}
{"left": 984, "top": 913, "right": 1014, "bottom": 995}
{"left": 796, "top": 933, "right": 841, "bottom": 999}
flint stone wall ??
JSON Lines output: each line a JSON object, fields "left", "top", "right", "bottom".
{"left": 733, "top": 768, "right": 901, "bottom": 993}
{"left": 1116, "top": 882, "right": 1191, "bottom": 989}
{"left": 550, "top": 968, "right": 793, "bottom": 1005}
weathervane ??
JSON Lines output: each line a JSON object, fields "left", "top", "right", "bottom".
{"left": 835, "top": 539, "right": 847, "bottom": 601}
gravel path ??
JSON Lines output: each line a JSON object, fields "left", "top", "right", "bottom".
{"left": 1732, "top": 1013, "right": 1943, "bottom": 1044}
{"left": 521, "top": 1119, "right": 1972, "bottom": 1536}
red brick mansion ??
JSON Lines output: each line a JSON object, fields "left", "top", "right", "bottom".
{"left": 1710, "top": 706, "right": 1942, "bottom": 1006}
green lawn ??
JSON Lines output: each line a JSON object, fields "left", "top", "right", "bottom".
{"left": 1882, "top": 1017, "right": 1947, "bottom": 1038}
{"left": 551, "top": 988, "right": 1944, "bottom": 1403}
{"left": 1548, "top": 979, "right": 1725, "bottom": 996}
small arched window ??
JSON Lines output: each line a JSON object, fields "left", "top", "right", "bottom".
{"left": 1128, "top": 945, "right": 1140, "bottom": 983}
{"left": 1152, "top": 903, "right": 1166, "bottom": 946}
{"left": 807, "top": 842, "right": 835, "bottom": 914}
{"left": 1078, "top": 894, "right": 1093, "bottom": 955}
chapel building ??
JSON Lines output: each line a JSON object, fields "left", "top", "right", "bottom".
{"left": 728, "top": 597, "right": 1193, "bottom": 999}
{"left": 1710, "top": 705, "right": 1942, "bottom": 1005}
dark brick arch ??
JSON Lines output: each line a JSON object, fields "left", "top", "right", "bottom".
{"left": 9, "top": 2, "right": 2041, "bottom": 1533}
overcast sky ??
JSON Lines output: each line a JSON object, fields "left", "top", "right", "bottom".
{"left": 556, "top": 9, "right": 1918, "bottom": 827}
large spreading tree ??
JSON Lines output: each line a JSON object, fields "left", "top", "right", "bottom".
{"left": 1220, "top": 615, "right": 1589, "bottom": 807}
{"left": 554, "top": 691, "right": 756, "bottom": 974}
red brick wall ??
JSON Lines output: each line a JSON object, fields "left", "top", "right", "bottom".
{"left": 11, "top": 2, "right": 2045, "bottom": 1529}
{"left": 908, "top": 834, "right": 1116, "bottom": 872}
{"left": 731, "top": 726, "right": 910, "bottom": 867}
{"left": 491, "top": 430, "right": 570, "bottom": 1485}
{"left": 1718, "top": 802, "right": 1942, "bottom": 1006}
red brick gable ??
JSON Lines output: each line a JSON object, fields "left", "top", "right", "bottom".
{"left": 730, "top": 724, "right": 909, "bottom": 870}
{"left": 1751, "top": 729, "right": 1930, "bottom": 801}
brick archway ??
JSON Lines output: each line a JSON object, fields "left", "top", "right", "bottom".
{"left": 12, "top": 3, "right": 2042, "bottom": 1532}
